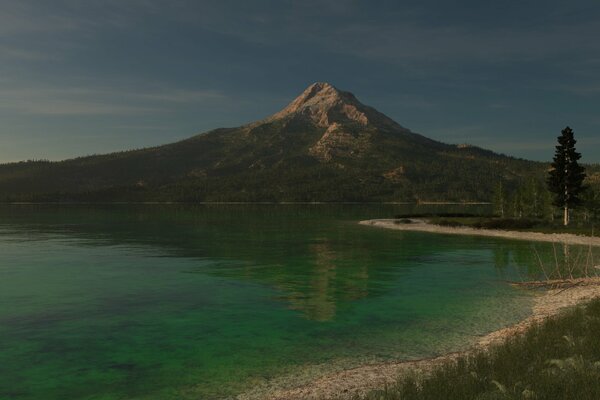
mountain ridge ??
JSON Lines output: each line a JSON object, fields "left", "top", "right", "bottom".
{"left": 0, "top": 82, "right": 552, "bottom": 202}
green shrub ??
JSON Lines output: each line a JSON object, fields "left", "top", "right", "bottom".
{"left": 474, "top": 218, "right": 538, "bottom": 230}
{"left": 435, "top": 219, "right": 466, "bottom": 228}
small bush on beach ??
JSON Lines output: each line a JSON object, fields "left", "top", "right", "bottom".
{"left": 473, "top": 218, "right": 538, "bottom": 230}
{"left": 360, "top": 299, "right": 600, "bottom": 400}
{"left": 435, "top": 219, "right": 466, "bottom": 228}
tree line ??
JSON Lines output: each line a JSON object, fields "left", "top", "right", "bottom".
{"left": 493, "top": 127, "right": 600, "bottom": 226}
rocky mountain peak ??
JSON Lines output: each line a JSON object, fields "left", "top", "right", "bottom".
{"left": 265, "top": 82, "right": 375, "bottom": 128}
{"left": 294, "top": 82, "right": 349, "bottom": 105}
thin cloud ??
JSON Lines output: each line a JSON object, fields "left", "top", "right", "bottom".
{"left": 318, "top": 21, "right": 600, "bottom": 70}
{"left": 0, "top": 82, "right": 229, "bottom": 116}
{"left": 159, "top": 2, "right": 600, "bottom": 72}
{"left": 0, "top": 2, "right": 82, "bottom": 36}
{"left": 557, "top": 84, "right": 600, "bottom": 96}
{"left": 0, "top": 44, "right": 52, "bottom": 61}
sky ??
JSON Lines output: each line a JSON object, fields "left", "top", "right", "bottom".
{"left": 1, "top": 0, "right": 600, "bottom": 163}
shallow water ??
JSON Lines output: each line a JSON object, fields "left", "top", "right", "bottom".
{"left": 0, "top": 205, "right": 590, "bottom": 399}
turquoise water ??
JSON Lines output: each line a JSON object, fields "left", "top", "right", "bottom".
{"left": 0, "top": 205, "right": 581, "bottom": 399}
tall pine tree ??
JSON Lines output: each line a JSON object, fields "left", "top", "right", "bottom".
{"left": 547, "top": 126, "right": 587, "bottom": 226}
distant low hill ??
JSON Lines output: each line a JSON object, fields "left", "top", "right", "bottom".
{"left": 1, "top": 82, "right": 595, "bottom": 203}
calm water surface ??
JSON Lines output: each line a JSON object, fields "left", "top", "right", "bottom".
{"left": 0, "top": 205, "right": 584, "bottom": 399}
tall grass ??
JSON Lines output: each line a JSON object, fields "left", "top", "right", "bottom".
{"left": 535, "top": 246, "right": 596, "bottom": 280}
{"left": 360, "top": 299, "right": 600, "bottom": 400}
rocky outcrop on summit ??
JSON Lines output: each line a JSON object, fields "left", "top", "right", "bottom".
{"left": 267, "top": 82, "right": 369, "bottom": 126}
{"left": 264, "top": 82, "right": 408, "bottom": 132}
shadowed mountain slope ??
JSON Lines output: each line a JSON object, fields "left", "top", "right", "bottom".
{"left": 0, "top": 82, "right": 549, "bottom": 202}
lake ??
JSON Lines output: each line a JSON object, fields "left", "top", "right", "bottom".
{"left": 0, "top": 205, "right": 580, "bottom": 399}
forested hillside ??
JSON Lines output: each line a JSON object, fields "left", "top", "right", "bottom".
{"left": 1, "top": 82, "right": 595, "bottom": 203}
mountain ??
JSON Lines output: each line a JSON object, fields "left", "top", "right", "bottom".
{"left": 0, "top": 82, "right": 548, "bottom": 202}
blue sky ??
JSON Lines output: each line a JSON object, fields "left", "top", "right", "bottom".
{"left": 1, "top": 0, "right": 599, "bottom": 162}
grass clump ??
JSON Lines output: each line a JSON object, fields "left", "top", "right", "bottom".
{"left": 360, "top": 299, "right": 600, "bottom": 400}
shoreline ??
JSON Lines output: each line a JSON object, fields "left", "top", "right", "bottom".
{"left": 360, "top": 219, "right": 600, "bottom": 247}
{"left": 239, "top": 220, "right": 600, "bottom": 400}
{"left": 245, "top": 278, "right": 600, "bottom": 400}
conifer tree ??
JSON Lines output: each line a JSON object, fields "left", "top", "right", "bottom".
{"left": 493, "top": 181, "right": 507, "bottom": 217}
{"left": 546, "top": 126, "right": 587, "bottom": 225}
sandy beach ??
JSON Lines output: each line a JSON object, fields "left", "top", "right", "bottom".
{"left": 360, "top": 219, "right": 600, "bottom": 247}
